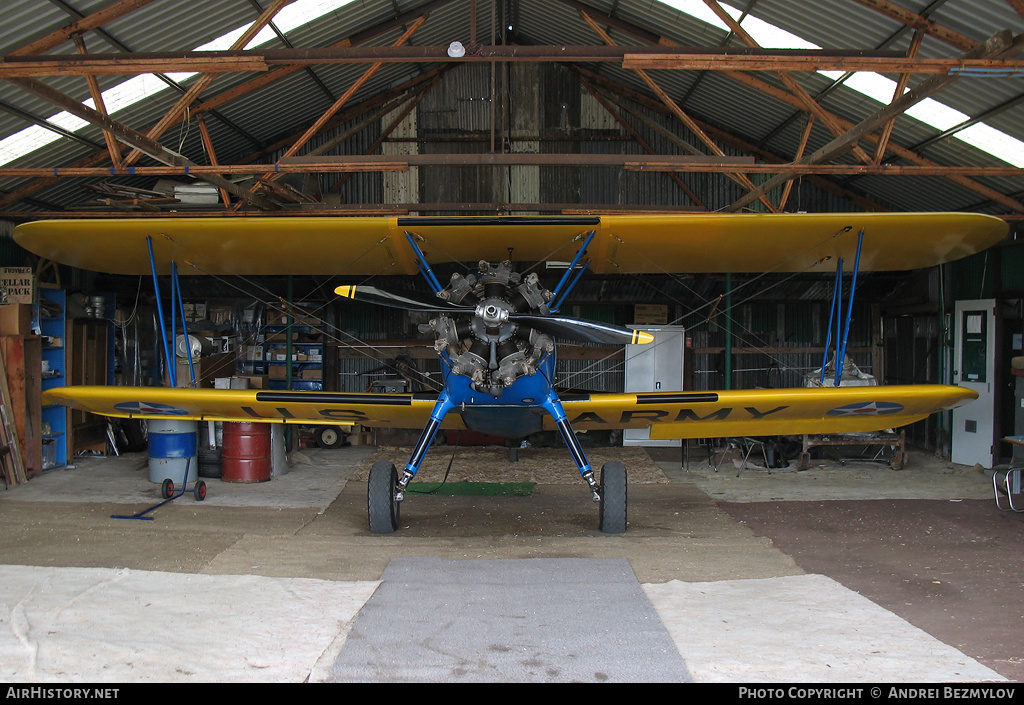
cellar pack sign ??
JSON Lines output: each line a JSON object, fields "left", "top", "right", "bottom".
{"left": 0, "top": 268, "right": 34, "bottom": 305}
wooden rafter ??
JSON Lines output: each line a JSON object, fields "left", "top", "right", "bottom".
{"left": 5, "top": 76, "right": 277, "bottom": 210}
{"left": 195, "top": 115, "right": 230, "bottom": 207}
{"left": 725, "top": 31, "right": 1017, "bottom": 212}
{"left": 121, "top": 0, "right": 294, "bottom": 167}
{"left": 872, "top": 28, "right": 925, "bottom": 165}
{"left": 570, "top": 65, "right": 890, "bottom": 212}
{"left": 0, "top": 4, "right": 449, "bottom": 212}
{"left": 9, "top": 46, "right": 1024, "bottom": 77}
{"left": 1, "top": 154, "right": 1015, "bottom": 180}
{"left": 574, "top": 69, "right": 707, "bottom": 209}
{"left": 0, "top": 0, "right": 1019, "bottom": 217}
{"left": 326, "top": 72, "right": 444, "bottom": 196}
{"left": 9, "top": 0, "right": 158, "bottom": 57}
{"left": 231, "top": 14, "right": 429, "bottom": 208}
{"left": 848, "top": 0, "right": 978, "bottom": 52}
{"left": 71, "top": 33, "right": 122, "bottom": 169}
{"left": 702, "top": 0, "right": 875, "bottom": 166}
{"left": 555, "top": 0, "right": 1024, "bottom": 213}
{"left": 779, "top": 115, "right": 814, "bottom": 211}
{"left": 1008, "top": 0, "right": 1024, "bottom": 22}
{"left": 579, "top": 9, "right": 780, "bottom": 212}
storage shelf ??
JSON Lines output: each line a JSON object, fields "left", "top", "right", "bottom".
{"left": 39, "top": 288, "right": 67, "bottom": 469}
{"left": 258, "top": 321, "right": 325, "bottom": 385}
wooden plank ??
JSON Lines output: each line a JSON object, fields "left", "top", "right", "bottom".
{"left": 0, "top": 341, "right": 27, "bottom": 484}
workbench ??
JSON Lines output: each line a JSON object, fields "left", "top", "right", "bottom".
{"left": 795, "top": 429, "right": 906, "bottom": 470}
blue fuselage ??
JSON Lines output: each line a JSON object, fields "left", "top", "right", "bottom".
{"left": 442, "top": 352, "right": 558, "bottom": 439}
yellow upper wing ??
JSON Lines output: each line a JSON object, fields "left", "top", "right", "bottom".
{"left": 45, "top": 384, "right": 975, "bottom": 440}
{"left": 13, "top": 212, "right": 1006, "bottom": 276}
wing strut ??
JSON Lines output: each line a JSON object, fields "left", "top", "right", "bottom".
{"left": 819, "top": 230, "right": 864, "bottom": 386}
{"left": 404, "top": 231, "right": 445, "bottom": 294}
{"left": 146, "top": 237, "right": 196, "bottom": 387}
{"left": 549, "top": 230, "right": 595, "bottom": 313}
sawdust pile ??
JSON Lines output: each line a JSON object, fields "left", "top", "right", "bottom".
{"left": 352, "top": 445, "right": 669, "bottom": 484}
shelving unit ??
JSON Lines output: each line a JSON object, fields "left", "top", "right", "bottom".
{"left": 260, "top": 324, "right": 324, "bottom": 391}
{"left": 39, "top": 287, "right": 67, "bottom": 470}
{"left": 67, "top": 293, "right": 115, "bottom": 454}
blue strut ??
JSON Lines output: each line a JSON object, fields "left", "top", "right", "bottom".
{"left": 396, "top": 389, "right": 456, "bottom": 498}
{"left": 395, "top": 384, "right": 600, "bottom": 500}
{"left": 541, "top": 389, "right": 598, "bottom": 496}
{"left": 835, "top": 231, "right": 864, "bottom": 385}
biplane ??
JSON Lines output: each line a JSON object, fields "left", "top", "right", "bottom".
{"left": 13, "top": 212, "right": 1007, "bottom": 533}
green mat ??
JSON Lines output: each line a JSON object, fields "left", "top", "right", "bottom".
{"left": 406, "top": 481, "right": 534, "bottom": 496}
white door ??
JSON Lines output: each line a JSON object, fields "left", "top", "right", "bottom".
{"left": 952, "top": 299, "right": 997, "bottom": 467}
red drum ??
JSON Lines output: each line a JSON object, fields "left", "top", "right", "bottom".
{"left": 221, "top": 422, "right": 272, "bottom": 483}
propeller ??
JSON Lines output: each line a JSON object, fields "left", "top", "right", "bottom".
{"left": 334, "top": 285, "right": 472, "bottom": 313}
{"left": 336, "top": 284, "right": 653, "bottom": 345}
{"left": 506, "top": 314, "right": 654, "bottom": 345}
{"left": 337, "top": 263, "right": 656, "bottom": 396}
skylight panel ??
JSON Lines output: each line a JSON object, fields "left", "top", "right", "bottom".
{"left": 0, "top": 0, "right": 352, "bottom": 167}
{"left": 0, "top": 125, "right": 57, "bottom": 165}
{"left": 661, "top": 0, "right": 1024, "bottom": 169}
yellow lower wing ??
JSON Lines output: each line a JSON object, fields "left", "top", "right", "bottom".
{"left": 557, "top": 385, "right": 976, "bottom": 439}
{"left": 13, "top": 212, "right": 1006, "bottom": 276}
{"left": 46, "top": 384, "right": 975, "bottom": 439}
{"left": 42, "top": 387, "right": 444, "bottom": 428}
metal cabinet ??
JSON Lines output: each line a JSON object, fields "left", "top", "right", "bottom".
{"left": 623, "top": 325, "right": 685, "bottom": 447}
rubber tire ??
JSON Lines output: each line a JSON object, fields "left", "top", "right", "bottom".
{"left": 194, "top": 480, "right": 207, "bottom": 501}
{"left": 315, "top": 425, "right": 345, "bottom": 449}
{"left": 599, "top": 461, "right": 627, "bottom": 534}
{"left": 161, "top": 478, "right": 174, "bottom": 500}
{"left": 368, "top": 460, "right": 400, "bottom": 534}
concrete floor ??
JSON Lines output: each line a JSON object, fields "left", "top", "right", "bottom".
{"left": 0, "top": 441, "right": 1019, "bottom": 682}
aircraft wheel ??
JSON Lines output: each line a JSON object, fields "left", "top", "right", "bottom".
{"left": 315, "top": 425, "right": 345, "bottom": 449}
{"left": 194, "top": 480, "right": 207, "bottom": 501}
{"left": 599, "top": 461, "right": 627, "bottom": 534}
{"left": 160, "top": 479, "right": 174, "bottom": 499}
{"left": 368, "top": 460, "right": 400, "bottom": 534}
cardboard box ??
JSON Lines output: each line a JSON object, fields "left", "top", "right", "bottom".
{"left": 269, "top": 365, "right": 288, "bottom": 379}
{"left": 169, "top": 351, "right": 236, "bottom": 388}
{"left": 238, "top": 375, "right": 266, "bottom": 389}
{"left": 267, "top": 311, "right": 319, "bottom": 326}
{"left": 0, "top": 304, "right": 32, "bottom": 335}
{"left": 0, "top": 269, "right": 35, "bottom": 305}
{"left": 300, "top": 369, "right": 322, "bottom": 379}
{"left": 208, "top": 304, "right": 233, "bottom": 325}
{"left": 634, "top": 304, "right": 668, "bottom": 325}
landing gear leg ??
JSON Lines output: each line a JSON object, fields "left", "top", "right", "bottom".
{"left": 368, "top": 391, "right": 455, "bottom": 534}
{"left": 542, "top": 391, "right": 627, "bottom": 533}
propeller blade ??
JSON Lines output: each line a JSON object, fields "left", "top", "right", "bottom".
{"left": 335, "top": 285, "right": 472, "bottom": 313}
{"left": 510, "top": 315, "right": 655, "bottom": 345}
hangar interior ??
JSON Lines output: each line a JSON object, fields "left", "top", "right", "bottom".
{"left": 0, "top": 0, "right": 1022, "bottom": 684}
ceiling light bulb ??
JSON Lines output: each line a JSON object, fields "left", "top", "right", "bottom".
{"left": 447, "top": 41, "right": 465, "bottom": 58}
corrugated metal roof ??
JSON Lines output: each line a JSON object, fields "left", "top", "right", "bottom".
{"left": 0, "top": 0, "right": 1021, "bottom": 218}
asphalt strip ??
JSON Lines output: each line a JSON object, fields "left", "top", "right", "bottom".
{"left": 328, "top": 557, "right": 692, "bottom": 683}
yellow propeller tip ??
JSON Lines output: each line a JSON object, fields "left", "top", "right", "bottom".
{"left": 633, "top": 331, "right": 655, "bottom": 344}
{"left": 335, "top": 285, "right": 356, "bottom": 298}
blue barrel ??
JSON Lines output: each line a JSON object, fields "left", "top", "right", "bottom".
{"left": 148, "top": 419, "right": 198, "bottom": 484}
